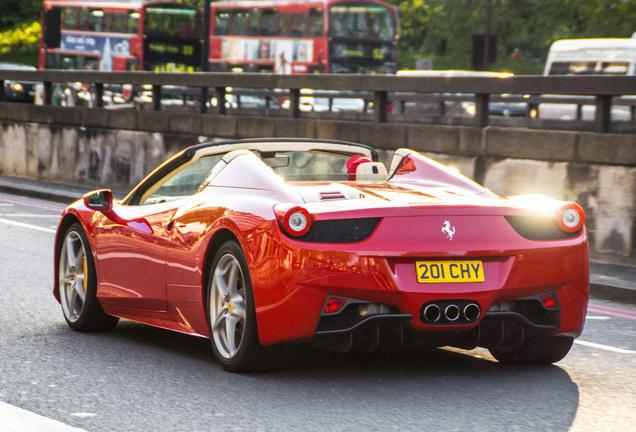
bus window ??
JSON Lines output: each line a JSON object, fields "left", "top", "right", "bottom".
{"left": 230, "top": 9, "right": 248, "bottom": 36}
{"left": 289, "top": 13, "right": 307, "bottom": 37}
{"left": 145, "top": 6, "right": 199, "bottom": 38}
{"left": 102, "top": 11, "right": 111, "bottom": 32}
{"left": 127, "top": 58, "right": 139, "bottom": 71}
{"left": 278, "top": 13, "right": 288, "bottom": 36}
{"left": 88, "top": 9, "right": 103, "bottom": 32}
{"left": 215, "top": 9, "right": 230, "bottom": 35}
{"left": 261, "top": 9, "right": 276, "bottom": 36}
{"left": 78, "top": 7, "right": 89, "bottom": 31}
{"left": 62, "top": 55, "right": 76, "bottom": 69}
{"left": 128, "top": 11, "right": 140, "bottom": 34}
{"left": 308, "top": 8, "right": 323, "bottom": 37}
{"left": 111, "top": 12, "right": 127, "bottom": 33}
{"left": 249, "top": 8, "right": 260, "bottom": 36}
{"left": 63, "top": 7, "right": 77, "bottom": 30}
{"left": 83, "top": 57, "right": 99, "bottom": 71}
{"left": 329, "top": 4, "right": 394, "bottom": 40}
{"left": 46, "top": 53, "right": 59, "bottom": 69}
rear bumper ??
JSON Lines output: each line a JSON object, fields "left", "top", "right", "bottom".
{"left": 245, "top": 226, "right": 589, "bottom": 348}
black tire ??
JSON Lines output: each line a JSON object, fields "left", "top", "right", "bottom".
{"left": 489, "top": 335, "right": 574, "bottom": 365}
{"left": 57, "top": 223, "right": 119, "bottom": 331}
{"left": 206, "top": 241, "right": 294, "bottom": 372}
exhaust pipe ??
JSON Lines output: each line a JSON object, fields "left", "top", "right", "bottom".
{"left": 444, "top": 304, "right": 460, "bottom": 321}
{"left": 463, "top": 303, "right": 481, "bottom": 322}
{"left": 423, "top": 304, "right": 441, "bottom": 322}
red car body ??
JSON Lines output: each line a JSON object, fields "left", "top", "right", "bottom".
{"left": 54, "top": 138, "right": 588, "bottom": 371}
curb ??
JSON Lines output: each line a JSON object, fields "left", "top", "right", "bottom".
{"left": 590, "top": 283, "right": 636, "bottom": 305}
{"left": 0, "top": 182, "right": 81, "bottom": 205}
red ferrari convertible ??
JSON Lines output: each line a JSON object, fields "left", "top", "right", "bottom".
{"left": 54, "top": 138, "right": 588, "bottom": 371}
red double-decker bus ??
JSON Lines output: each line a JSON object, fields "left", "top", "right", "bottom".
{"left": 39, "top": 0, "right": 202, "bottom": 73}
{"left": 208, "top": 0, "right": 399, "bottom": 74}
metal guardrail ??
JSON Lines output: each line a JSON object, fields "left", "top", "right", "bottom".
{"left": 2, "top": 70, "right": 636, "bottom": 133}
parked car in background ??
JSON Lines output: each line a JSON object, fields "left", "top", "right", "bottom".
{"left": 396, "top": 70, "right": 529, "bottom": 117}
{"left": 0, "top": 63, "right": 37, "bottom": 103}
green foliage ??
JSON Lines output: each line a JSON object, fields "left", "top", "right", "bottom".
{"left": 0, "top": 0, "right": 41, "bottom": 32}
{"left": 0, "top": 21, "right": 40, "bottom": 66}
{"left": 0, "top": 22, "right": 41, "bottom": 54}
{"left": 386, "top": 0, "right": 636, "bottom": 74}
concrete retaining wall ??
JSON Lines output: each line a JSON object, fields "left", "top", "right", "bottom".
{"left": 0, "top": 103, "right": 634, "bottom": 263}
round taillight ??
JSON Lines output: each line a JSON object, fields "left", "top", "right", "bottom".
{"left": 557, "top": 203, "right": 585, "bottom": 233}
{"left": 281, "top": 206, "right": 312, "bottom": 237}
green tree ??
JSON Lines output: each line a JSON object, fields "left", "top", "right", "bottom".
{"left": 387, "top": 0, "right": 636, "bottom": 74}
{"left": 0, "top": 0, "right": 41, "bottom": 32}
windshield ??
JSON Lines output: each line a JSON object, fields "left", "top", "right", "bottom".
{"left": 329, "top": 3, "right": 394, "bottom": 41}
{"left": 137, "top": 150, "right": 360, "bottom": 205}
{"left": 144, "top": 6, "right": 200, "bottom": 39}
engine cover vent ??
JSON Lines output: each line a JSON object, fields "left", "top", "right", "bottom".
{"left": 319, "top": 191, "right": 347, "bottom": 201}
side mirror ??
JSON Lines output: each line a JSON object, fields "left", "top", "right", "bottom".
{"left": 82, "top": 189, "right": 153, "bottom": 235}
{"left": 83, "top": 189, "right": 113, "bottom": 212}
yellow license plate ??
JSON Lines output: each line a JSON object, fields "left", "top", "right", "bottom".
{"left": 416, "top": 260, "right": 485, "bottom": 283}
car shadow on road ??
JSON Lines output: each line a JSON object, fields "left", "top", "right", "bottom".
{"left": 70, "top": 321, "right": 579, "bottom": 431}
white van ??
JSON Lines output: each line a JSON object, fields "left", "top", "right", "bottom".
{"left": 540, "top": 38, "right": 636, "bottom": 120}
{"left": 544, "top": 38, "right": 636, "bottom": 76}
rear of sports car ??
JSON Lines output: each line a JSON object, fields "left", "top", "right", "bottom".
{"left": 246, "top": 183, "right": 588, "bottom": 364}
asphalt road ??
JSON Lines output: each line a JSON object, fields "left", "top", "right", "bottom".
{"left": 0, "top": 192, "right": 635, "bottom": 432}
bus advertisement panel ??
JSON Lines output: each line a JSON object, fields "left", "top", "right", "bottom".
{"left": 208, "top": 0, "right": 399, "bottom": 74}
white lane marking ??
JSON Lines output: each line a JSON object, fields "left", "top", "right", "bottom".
{"left": 574, "top": 340, "right": 636, "bottom": 354}
{"left": 585, "top": 316, "right": 611, "bottom": 320}
{"left": 0, "top": 214, "right": 61, "bottom": 218}
{"left": 0, "top": 401, "right": 88, "bottom": 432}
{"left": 0, "top": 217, "right": 56, "bottom": 234}
{"left": 70, "top": 413, "right": 97, "bottom": 418}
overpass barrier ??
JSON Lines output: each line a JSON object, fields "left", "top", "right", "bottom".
{"left": 2, "top": 70, "right": 636, "bottom": 133}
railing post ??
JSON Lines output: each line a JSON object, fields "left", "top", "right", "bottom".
{"left": 474, "top": 93, "right": 489, "bottom": 127}
{"left": 576, "top": 104, "right": 583, "bottom": 120}
{"left": 595, "top": 95, "right": 612, "bottom": 133}
{"left": 374, "top": 91, "right": 387, "bottom": 123}
{"left": 216, "top": 87, "right": 227, "bottom": 114}
{"left": 289, "top": 88, "right": 301, "bottom": 118}
{"left": 0, "top": 80, "right": 5, "bottom": 102}
{"left": 95, "top": 83, "right": 104, "bottom": 108}
{"left": 44, "top": 82, "right": 53, "bottom": 106}
{"left": 200, "top": 87, "right": 208, "bottom": 114}
{"left": 152, "top": 85, "right": 162, "bottom": 111}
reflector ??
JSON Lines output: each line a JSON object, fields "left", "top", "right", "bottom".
{"left": 324, "top": 297, "right": 347, "bottom": 314}
{"left": 541, "top": 293, "right": 558, "bottom": 309}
